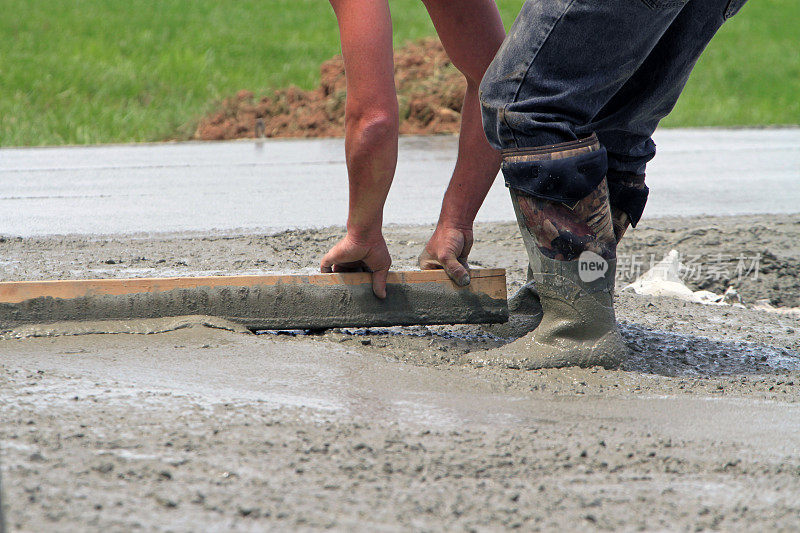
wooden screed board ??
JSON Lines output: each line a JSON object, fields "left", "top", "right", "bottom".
{"left": 0, "top": 269, "right": 508, "bottom": 330}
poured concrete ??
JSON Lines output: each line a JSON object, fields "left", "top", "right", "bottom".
{"left": 2, "top": 214, "right": 800, "bottom": 531}
{"left": 3, "top": 324, "right": 800, "bottom": 531}
{"left": 1, "top": 128, "right": 798, "bottom": 236}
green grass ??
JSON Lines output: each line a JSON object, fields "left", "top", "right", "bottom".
{"left": 1, "top": 0, "right": 797, "bottom": 147}
{"left": 662, "top": 0, "right": 800, "bottom": 127}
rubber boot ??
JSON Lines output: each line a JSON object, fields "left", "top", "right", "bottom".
{"left": 467, "top": 135, "right": 626, "bottom": 369}
{"left": 483, "top": 265, "right": 543, "bottom": 338}
{"left": 611, "top": 207, "right": 632, "bottom": 243}
{"left": 607, "top": 171, "right": 649, "bottom": 243}
{"left": 487, "top": 161, "right": 648, "bottom": 342}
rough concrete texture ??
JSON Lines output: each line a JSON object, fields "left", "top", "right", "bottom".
{"left": 2, "top": 213, "right": 800, "bottom": 531}
{"left": 0, "top": 273, "right": 507, "bottom": 332}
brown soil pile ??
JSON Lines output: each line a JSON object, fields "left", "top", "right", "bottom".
{"left": 195, "top": 38, "right": 466, "bottom": 140}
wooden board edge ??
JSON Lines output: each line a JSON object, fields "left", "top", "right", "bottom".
{"left": 0, "top": 268, "right": 507, "bottom": 304}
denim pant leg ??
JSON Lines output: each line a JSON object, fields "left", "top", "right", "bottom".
{"left": 585, "top": 0, "right": 749, "bottom": 180}
{"left": 479, "top": 0, "right": 687, "bottom": 151}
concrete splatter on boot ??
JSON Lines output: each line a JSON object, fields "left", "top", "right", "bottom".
{"left": 492, "top": 169, "right": 649, "bottom": 341}
{"left": 467, "top": 135, "right": 626, "bottom": 369}
{"left": 482, "top": 177, "right": 548, "bottom": 340}
{"left": 483, "top": 264, "right": 543, "bottom": 338}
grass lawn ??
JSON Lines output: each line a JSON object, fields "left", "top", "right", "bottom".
{"left": 1, "top": 0, "right": 797, "bottom": 147}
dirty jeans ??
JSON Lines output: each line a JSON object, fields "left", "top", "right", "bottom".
{"left": 479, "top": 0, "right": 748, "bottom": 224}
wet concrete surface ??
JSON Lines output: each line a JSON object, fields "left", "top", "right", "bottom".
{"left": 4, "top": 327, "right": 800, "bottom": 453}
{"left": 3, "top": 321, "right": 800, "bottom": 531}
{"left": 1, "top": 128, "right": 798, "bottom": 237}
{"left": 2, "top": 135, "right": 800, "bottom": 530}
{"left": 2, "top": 214, "right": 800, "bottom": 530}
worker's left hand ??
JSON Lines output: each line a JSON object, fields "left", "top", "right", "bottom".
{"left": 321, "top": 232, "right": 392, "bottom": 299}
{"left": 418, "top": 225, "right": 473, "bottom": 287}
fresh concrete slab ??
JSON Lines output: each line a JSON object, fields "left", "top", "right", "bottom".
{"left": 1, "top": 128, "right": 798, "bottom": 237}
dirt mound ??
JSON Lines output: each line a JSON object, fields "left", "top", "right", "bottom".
{"left": 195, "top": 38, "right": 466, "bottom": 140}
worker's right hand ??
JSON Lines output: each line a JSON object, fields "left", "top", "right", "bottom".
{"left": 418, "top": 225, "right": 473, "bottom": 287}
{"left": 321, "top": 232, "right": 392, "bottom": 299}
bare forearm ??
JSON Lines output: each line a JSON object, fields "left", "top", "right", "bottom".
{"left": 323, "top": 0, "right": 399, "bottom": 298}
{"left": 328, "top": 0, "right": 399, "bottom": 241}
{"left": 344, "top": 113, "right": 398, "bottom": 240}
{"left": 421, "top": 0, "right": 505, "bottom": 230}
{"left": 436, "top": 81, "right": 501, "bottom": 230}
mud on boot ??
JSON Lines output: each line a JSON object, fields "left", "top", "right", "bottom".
{"left": 467, "top": 134, "right": 627, "bottom": 369}
{"left": 482, "top": 265, "right": 543, "bottom": 339}
{"left": 468, "top": 255, "right": 625, "bottom": 369}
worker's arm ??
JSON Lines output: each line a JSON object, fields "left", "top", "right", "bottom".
{"left": 321, "top": 0, "right": 399, "bottom": 298}
{"left": 417, "top": 0, "right": 505, "bottom": 286}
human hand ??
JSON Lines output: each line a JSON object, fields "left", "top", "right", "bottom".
{"left": 418, "top": 225, "right": 473, "bottom": 286}
{"left": 321, "top": 232, "right": 392, "bottom": 299}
